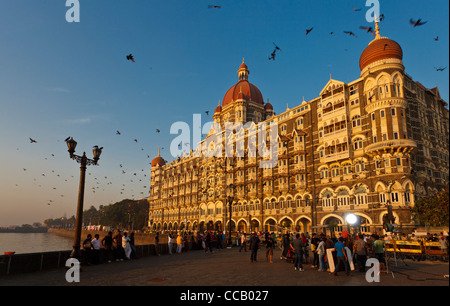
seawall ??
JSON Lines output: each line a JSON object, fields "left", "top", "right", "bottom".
{"left": 48, "top": 228, "right": 169, "bottom": 245}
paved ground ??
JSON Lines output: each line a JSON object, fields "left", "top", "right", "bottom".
{"left": 0, "top": 246, "right": 448, "bottom": 287}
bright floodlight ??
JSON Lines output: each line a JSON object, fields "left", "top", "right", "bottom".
{"left": 346, "top": 214, "right": 357, "bottom": 225}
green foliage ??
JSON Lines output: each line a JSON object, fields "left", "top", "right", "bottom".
{"left": 411, "top": 189, "right": 449, "bottom": 227}
{"left": 43, "top": 199, "right": 149, "bottom": 230}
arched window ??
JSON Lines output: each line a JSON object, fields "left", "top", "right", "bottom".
{"left": 354, "top": 137, "right": 363, "bottom": 150}
{"left": 354, "top": 186, "right": 368, "bottom": 205}
{"left": 322, "top": 191, "right": 334, "bottom": 208}
{"left": 337, "top": 189, "right": 350, "bottom": 206}
{"left": 352, "top": 115, "right": 361, "bottom": 128}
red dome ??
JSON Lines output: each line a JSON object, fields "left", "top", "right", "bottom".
{"left": 222, "top": 80, "right": 264, "bottom": 107}
{"left": 214, "top": 104, "right": 222, "bottom": 113}
{"left": 359, "top": 37, "right": 403, "bottom": 71}
{"left": 151, "top": 156, "right": 165, "bottom": 167}
{"left": 264, "top": 102, "right": 273, "bottom": 110}
{"left": 239, "top": 61, "right": 248, "bottom": 70}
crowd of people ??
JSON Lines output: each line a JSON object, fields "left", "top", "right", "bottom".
{"left": 79, "top": 228, "right": 449, "bottom": 273}
{"left": 80, "top": 230, "right": 138, "bottom": 265}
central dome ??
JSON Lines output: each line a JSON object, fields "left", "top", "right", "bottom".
{"left": 359, "top": 20, "right": 403, "bottom": 71}
{"left": 222, "top": 59, "right": 264, "bottom": 108}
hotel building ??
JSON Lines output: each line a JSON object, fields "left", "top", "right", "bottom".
{"left": 148, "top": 22, "right": 449, "bottom": 234}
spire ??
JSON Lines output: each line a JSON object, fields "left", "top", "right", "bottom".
{"left": 374, "top": 14, "right": 381, "bottom": 39}
{"left": 158, "top": 146, "right": 161, "bottom": 157}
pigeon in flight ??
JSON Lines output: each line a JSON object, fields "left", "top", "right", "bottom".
{"left": 208, "top": 5, "right": 221, "bottom": 9}
{"left": 29, "top": 138, "right": 37, "bottom": 143}
{"left": 360, "top": 26, "right": 375, "bottom": 36}
{"left": 306, "top": 27, "right": 314, "bottom": 35}
{"left": 116, "top": 130, "right": 121, "bottom": 135}
{"left": 410, "top": 18, "right": 427, "bottom": 27}
{"left": 126, "top": 54, "right": 135, "bottom": 62}
{"left": 344, "top": 31, "right": 357, "bottom": 37}
{"left": 352, "top": 6, "right": 361, "bottom": 11}
{"left": 156, "top": 129, "right": 160, "bottom": 133}
{"left": 435, "top": 66, "right": 447, "bottom": 71}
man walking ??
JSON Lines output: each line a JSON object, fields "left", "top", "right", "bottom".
{"left": 239, "top": 232, "right": 247, "bottom": 252}
{"left": 290, "top": 234, "right": 304, "bottom": 271}
{"left": 281, "top": 233, "right": 290, "bottom": 260}
{"left": 249, "top": 232, "right": 261, "bottom": 262}
{"left": 353, "top": 234, "right": 368, "bottom": 272}
{"left": 334, "top": 237, "right": 350, "bottom": 276}
{"left": 265, "top": 233, "right": 275, "bottom": 263}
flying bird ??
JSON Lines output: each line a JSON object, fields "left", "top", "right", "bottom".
{"left": 434, "top": 36, "right": 439, "bottom": 41}
{"left": 126, "top": 54, "right": 135, "bottom": 62}
{"left": 379, "top": 14, "right": 385, "bottom": 22}
{"left": 273, "top": 42, "right": 281, "bottom": 51}
{"left": 352, "top": 6, "right": 361, "bottom": 11}
{"left": 360, "top": 26, "right": 375, "bottom": 36}
{"left": 134, "top": 139, "right": 138, "bottom": 142}
{"left": 306, "top": 27, "right": 314, "bottom": 35}
{"left": 116, "top": 130, "right": 121, "bottom": 135}
{"left": 410, "top": 18, "right": 427, "bottom": 27}
{"left": 29, "top": 138, "right": 37, "bottom": 143}
{"left": 344, "top": 31, "right": 357, "bottom": 37}
{"left": 434, "top": 66, "right": 447, "bottom": 71}
{"left": 268, "top": 51, "right": 276, "bottom": 61}
{"left": 208, "top": 5, "right": 221, "bottom": 9}
{"left": 156, "top": 129, "right": 160, "bottom": 133}
{"left": 205, "top": 111, "right": 209, "bottom": 116}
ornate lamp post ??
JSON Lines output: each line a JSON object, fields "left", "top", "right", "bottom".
{"left": 66, "top": 137, "right": 102, "bottom": 259}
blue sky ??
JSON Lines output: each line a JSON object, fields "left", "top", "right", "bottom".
{"left": 0, "top": 0, "right": 448, "bottom": 226}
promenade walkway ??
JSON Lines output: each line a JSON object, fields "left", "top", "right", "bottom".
{"left": 0, "top": 246, "right": 448, "bottom": 287}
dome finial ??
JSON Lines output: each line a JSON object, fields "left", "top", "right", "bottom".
{"left": 158, "top": 146, "right": 161, "bottom": 156}
{"left": 374, "top": 13, "right": 381, "bottom": 39}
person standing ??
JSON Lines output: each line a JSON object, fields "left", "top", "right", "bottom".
{"left": 249, "top": 232, "right": 260, "bottom": 262}
{"left": 311, "top": 233, "right": 319, "bottom": 268}
{"left": 129, "top": 232, "right": 138, "bottom": 259}
{"left": 316, "top": 236, "right": 327, "bottom": 271}
{"left": 281, "top": 233, "right": 290, "bottom": 260}
{"left": 82, "top": 234, "right": 93, "bottom": 265}
{"left": 154, "top": 232, "right": 160, "bottom": 256}
{"left": 102, "top": 231, "right": 114, "bottom": 263}
{"left": 113, "top": 230, "right": 124, "bottom": 261}
{"left": 168, "top": 231, "right": 174, "bottom": 255}
{"left": 353, "top": 234, "right": 368, "bottom": 272}
{"left": 205, "top": 231, "right": 213, "bottom": 253}
{"left": 176, "top": 233, "right": 183, "bottom": 253}
{"left": 334, "top": 237, "right": 350, "bottom": 276}
{"left": 239, "top": 233, "right": 247, "bottom": 252}
{"left": 122, "top": 232, "right": 132, "bottom": 260}
{"left": 265, "top": 233, "right": 275, "bottom": 263}
{"left": 373, "top": 235, "right": 386, "bottom": 265}
{"left": 290, "top": 234, "right": 304, "bottom": 271}
{"left": 91, "top": 234, "right": 101, "bottom": 264}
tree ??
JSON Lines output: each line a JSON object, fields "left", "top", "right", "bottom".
{"left": 411, "top": 188, "right": 449, "bottom": 227}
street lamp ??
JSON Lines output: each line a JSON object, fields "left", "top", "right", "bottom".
{"left": 65, "top": 137, "right": 102, "bottom": 260}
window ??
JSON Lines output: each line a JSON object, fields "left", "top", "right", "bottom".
{"left": 396, "top": 158, "right": 401, "bottom": 166}
{"left": 393, "top": 132, "right": 399, "bottom": 139}
{"left": 379, "top": 193, "right": 386, "bottom": 204}
{"left": 372, "top": 113, "right": 375, "bottom": 121}
{"left": 381, "top": 110, "right": 385, "bottom": 118}
{"left": 391, "top": 192, "right": 399, "bottom": 203}
{"left": 382, "top": 133, "right": 387, "bottom": 141}
{"left": 373, "top": 136, "right": 377, "bottom": 143}
{"left": 352, "top": 115, "right": 361, "bottom": 128}
{"left": 391, "top": 108, "right": 396, "bottom": 116}
{"left": 350, "top": 85, "right": 358, "bottom": 95}
{"left": 354, "top": 138, "right": 363, "bottom": 150}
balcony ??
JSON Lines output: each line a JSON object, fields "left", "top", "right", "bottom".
{"left": 365, "top": 139, "right": 417, "bottom": 155}
{"left": 322, "top": 150, "right": 350, "bottom": 163}
{"left": 322, "top": 105, "right": 347, "bottom": 121}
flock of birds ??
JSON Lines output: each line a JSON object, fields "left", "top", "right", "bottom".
{"left": 20, "top": 130, "right": 167, "bottom": 208}
{"left": 263, "top": 6, "right": 446, "bottom": 72}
